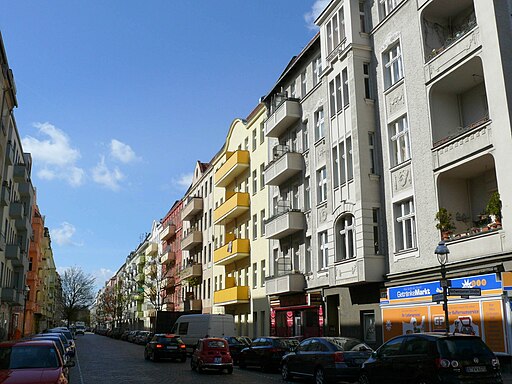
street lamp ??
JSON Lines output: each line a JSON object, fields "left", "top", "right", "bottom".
{"left": 434, "top": 241, "right": 450, "bottom": 334}
{"left": 21, "top": 285, "right": 30, "bottom": 337}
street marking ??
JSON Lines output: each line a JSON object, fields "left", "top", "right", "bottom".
{"left": 74, "top": 348, "right": 85, "bottom": 384}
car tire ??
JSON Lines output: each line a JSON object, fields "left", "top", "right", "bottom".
{"left": 359, "top": 374, "right": 371, "bottom": 384}
{"left": 150, "top": 352, "right": 158, "bottom": 362}
{"left": 190, "top": 359, "right": 196, "bottom": 371}
{"left": 227, "top": 366, "right": 233, "bottom": 374}
{"left": 314, "top": 367, "right": 326, "bottom": 384}
{"left": 144, "top": 350, "right": 149, "bottom": 361}
{"left": 239, "top": 358, "right": 246, "bottom": 369}
{"left": 281, "top": 363, "right": 293, "bottom": 381}
{"left": 260, "top": 358, "right": 267, "bottom": 372}
{"left": 197, "top": 361, "right": 204, "bottom": 373}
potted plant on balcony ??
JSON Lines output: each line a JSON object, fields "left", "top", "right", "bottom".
{"left": 486, "top": 191, "right": 502, "bottom": 228}
{"left": 435, "top": 207, "right": 456, "bottom": 240}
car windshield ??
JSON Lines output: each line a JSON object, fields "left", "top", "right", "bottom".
{"left": 275, "top": 339, "right": 299, "bottom": 348}
{"left": 0, "top": 346, "right": 59, "bottom": 369}
{"left": 156, "top": 336, "right": 183, "bottom": 344}
{"left": 437, "top": 337, "right": 495, "bottom": 359}
{"left": 207, "top": 340, "right": 226, "bottom": 348}
{"left": 327, "top": 338, "right": 372, "bottom": 351}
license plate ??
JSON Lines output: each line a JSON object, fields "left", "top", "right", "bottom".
{"left": 167, "top": 346, "right": 177, "bottom": 350}
{"left": 214, "top": 357, "right": 221, "bottom": 364}
{"left": 466, "top": 366, "right": 487, "bottom": 373}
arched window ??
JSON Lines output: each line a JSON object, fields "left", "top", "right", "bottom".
{"left": 336, "top": 215, "right": 355, "bottom": 262}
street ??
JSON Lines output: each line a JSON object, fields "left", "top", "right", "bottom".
{"left": 70, "top": 333, "right": 284, "bottom": 384}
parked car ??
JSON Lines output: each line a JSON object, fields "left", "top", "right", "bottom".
{"left": 34, "top": 333, "right": 74, "bottom": 359}
{"left": 223, "top": 336, "right": 251, "bottom": 365}
{"left": 75, "top": 325, "right": 86, "bottom": 335}
{"left": 0, "top": 339, "right": 75, "bottom": 383}
{"left": 144, "top": 334, "right": 187, "bottom": 362}
{"left": 280, "top": 337, "right": 373, "bottom": 384}
{"left": 127, "top": 331, "right": 140, "bottom": 343}
{"left": 359, "top": 333, "right": 503, "bottom": 384}
{"left": 26, "top": 335, "right": 70, "bottom": 363}
{"left": 45, "top": 328, "right": 76, "bottom": 357}
{"left": 120, "top": 330, "right": 131, "bottom": 341}
{"left": 238, "top": 336, "right": 299, "bottom": 371}
{"left": 190, "top": 338, "right": 233, "bottom": 374}
{"left": 135, "top": 331, "right": 152, "bottom": 345}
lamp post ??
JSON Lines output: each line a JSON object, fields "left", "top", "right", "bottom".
{"left": 434, "top": 241, "right": 450, "bottom": 334}
{"left": 21, "top": 285, "right": 30, "bottom": 337}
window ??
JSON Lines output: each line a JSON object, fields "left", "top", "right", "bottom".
{"left": 338, "top": 7, "right": 346, "bottom": 42}
{"left": 214, "top": 276, "right": 218, "bottom": 291}
{"left": 326, "top": 8, "right": 346, "bottom": 54}
{"left": 380, "top": 0, "right": 401, "bottom": 18}
{"left": 327, "top": 21, "right": 333, "bottom": 53}
{"left": 305, "top": 237, "right": 311, "bottom": 273}
{"left": 363, "top": 63, "right": 371, "bottom": 99}
{"left": 336, "top": 215, "right": 355, "bottom": 261}
{"left": 317, "top": 167, "right": 328, "bottom": 203}
{"left": 260, "top": 260, "right": 265, "bottom": 287}
{"left": 208, "top": 243, "right": 212, "bottom": 262}
{"left": 253, "top": 214, "right": 258, "bottom": 240}
{"left": 373, "top": 208, "right": 380, "bottom": 254}
{"left": 260, "top": 164, "right": 265, "bottom": 190}
{"left": 260, "top": 122, "right": 265, "bottom": 144}
{"left": 244, "top": 137, "right": 249, "bottom": 150}
{"left": 252, "top": 170, "right": 257, "bottom": 194}
{"left": 301, "top": 70, "right": 307, "bottom": 97}
{"left": 342, "top": 68, "right": 349, "bottom": 107}
{"left": 252, "top": 129, "right": 257, "bottom": 151}
{"left": 335, "top": 75, "right": 342, "bottom": 112}
{"left": 260, "top": 209, "right": 266, "bottom": 235}
{"left": 384, "top": 42, "right": 403, "bottom": 88}
{"left": 340, "top": 143, "right": 346, "bottom": 184}
{"left": 209, "top": 176, "right": 213, "bottom": 193}
{"left": 394, "top": 198, "right": 416, "bottom": 252}
{"left": 389, "top": 115, "right": 410, "bottom": 166}
{"left": 290, "top": 81, "right": 296, "bottom": 98}
{"left": 314, "top": 108, "right": 325, "bottom": 141}
{"left": 313, "top": 57, "right": 322, "bottom": 86}
{"left": 208, "top": 278, "right": 211, "bottom": 299}
{"left": 304, "top": 177, "right": 311, "bottom": 211}
{"left": 347, "top": 136, "right": 353, "bottom": 181}
{"left": 209, "top": 208, "right": 212, "bottom": 227}
{"left": 359, "top": 1, "right": 367, "bottom": 33}
{"left": 253, "top": 263, "right": 257, "bottom": 289}
{"left": 332, "top": 146, "right": 339, "bottom": 188}
{"left": 329, "top": 80, "right": 336, "bottom": 116}
{"left": 369, "top": 132, "right": 377, "bottom": 174}
{"left": 303, "top": 121, "right": 309, "bottom": 151}
{"left": 318, "top": 231, "right": 329, "bottom": 270}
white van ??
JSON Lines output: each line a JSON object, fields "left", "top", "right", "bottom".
{"left": 170, "top": 314, "right": 235, "bottom": 353}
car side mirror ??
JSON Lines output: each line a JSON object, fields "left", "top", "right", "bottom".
{"left": 64, "top": 360, "right": 76, "bottom": 368}
{"left": 371, "top": 351, "right": 377, "bottom": 358}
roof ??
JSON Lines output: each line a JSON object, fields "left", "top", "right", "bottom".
{"left": 0, "top": 340, "right": 56, "bottom": 347}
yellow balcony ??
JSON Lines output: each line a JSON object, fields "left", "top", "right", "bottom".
{"left": 213, "top": 192, "right": 250, "bottom": 225}
{"left": 182, "top": 197, "right": 203, "bottom": 221}
{"left": 138, "top": 255, "right": 145, "bottom": 265}
{"left": 214, "top": 150, "right": 250, "bottom": 188}
{"left": 214, "top": 286, "right": 250, "bottom": 306}
{"left": 214, "top": 237, "right": 250, "bottom": 266}
{"left": 145, "top": 242, "right": 158, "bottom": 256}
{"left": 161, "top": 223, "right": 176, "bottom": 241}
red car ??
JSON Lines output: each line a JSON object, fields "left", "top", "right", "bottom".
{"left": 0, "top": 339, "right": 75, "bottom": 383}
{"left": 190, "top": 338, "right": 233, "bottom": 374}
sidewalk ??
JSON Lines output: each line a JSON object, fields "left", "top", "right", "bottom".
{"left": 503, "top": 372, "right": 512, "bottom": 383}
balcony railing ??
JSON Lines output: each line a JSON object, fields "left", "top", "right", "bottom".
{"left": 426, "top": 16, "right": 477, "bottom": 62}
{"left": 265, "top": 201, "right": 304, "bottom": 239}
{"left": 9, "top": 202, "right": 24, "bottom": 219}
{"left": 213, "top": 192, "right": 250, "bottom": 225}
{"left": 145, "top": 242, "right": 158, "bottom": 256}
{"left": 180, "top": 263, "right": 202, "bottom": 280}
{"left": 266, "top": 272, "right": 306, "bottom": 296}
{"left": 13, "top": 164, "right": 28, "bottom": 183}
{"left": 0, "top": 184, "right": 9, "bottom": 207}
{"left": 161, "top": 223, "right": 176, "bottom": 241}
{"left": 181, "top": 197, "right": 203, "bottom": 222}
{"left": 264, "top": 145, "right": 303, "bottom": 186}
{"left": 161, "top": 248, "right": 176, "bottom": 264}
{"left": 214, "top": 238, "right": 250, "bottom": 266}
{"left": 265, "top": 95, "right": 301, "bottom": 138}
{"left": 214, "top": 150, "right": 250, "bottom": 188}
{"left": 181, "top": 228, "right": 202, "bottom": 250}
{"left": 213, "top": 286, "right": 249, "bottom": 306}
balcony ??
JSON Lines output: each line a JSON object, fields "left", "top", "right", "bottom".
{"left": 265, "top": 95, "right": 301, "bottom": 138}
{"left": 13, "top": 164, "right": 28, "bottom": 183}
{"left": 214, "top": 236, "right": 250, "bottom": 266}
{"left": 181, "top": 228, "right": 202, "bottom": 251}
{"left": 18, "top": 182, "right": 33, "bottom": 199}
{"left": 181, "top": 197, "right": 203, "bottom": 222}
{"left": 328, "top": 255, "right": 387, "bottom": 286}
{"left": 180, "top": 263, "right": 202, "bottom": 280}
{"left": 214, "top": 150, "right": 250, "bottom": 188}
{"left": 15, "top": 215, "right": 31, "bottom": 233}
{"left": 137, "top": 255, "right": 145, "bottom": 265}
{"left": 265, "top": 272, "right": 306, "bottom": 296}
{"left": 1, "top": 288, "right": 19, "bottom": 304}
{"left": 9, "top": 202, "right": 24, "bottom": 219}
{"left": 214, "top": 286, "right": 250, "bottom": 306}
{"left": 164, "top": 276, "right": 175, "bottom": 288}
{"left": 265, "top": 202, "right": 304, "bottom": 240}
{"left": 5, "top": 244, "right": 20, "bottom": 263}
{"left": 161, "top": 249, "right": 176, "bottom": 264}
{"left": 161, "top": 223, "right": 176, "bottom": 241}
{"left": 145, "top": 242, "right": 158, "bottom": 256}
{"left": 0, "top": 185, "right": 9, "bottom": 207}
{"left": 213, "top": 192, "right": 250, "bottom": 225}
{"left": 264, "top": 146, "right": 303, "bottom": 186}
{"left": 136, "top": 273, "right": 145, "bottom": 283}
{"left": 5, "top": 143, "right": 13, "bottom": 166}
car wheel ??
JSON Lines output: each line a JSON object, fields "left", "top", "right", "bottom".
{"left": 260, "top": 358, "right": 267, "bottom": 372}
{"left": 314, "top": 367, "right": 326, "bottom": 384}
{"left": 239, "top": 358, "right": 246, "bottom": 369}
{"left": 144, "top": 350, "right": 149, "bottom": 360}
{"left": 190, "top": 359, "right": 196, "bottom": 371}
{"left": 281, "top": 363, "right": 293, "bottom": 381}
{"left": 359, "top": 374, "right": 371, "bottom": 384}
{"left": 227, "top": 366, "right": 233, "bottom": 374}
{"left": 150, "top": 352, "right": 158, "bottom": 362}
{"left": 197, "top": 360, "right": 204, "bottom": 373}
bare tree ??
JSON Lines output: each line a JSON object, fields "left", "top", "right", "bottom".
{"left": 60, "top": 267, "right": 96, "bottom": 326}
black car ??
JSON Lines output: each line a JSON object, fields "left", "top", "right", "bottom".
{"left": 144, "top": 334, "right": 187, "bottom": 362}
{"left": 223, "top": 336, "right": 251, "bottom": 365}
{"left": 238, "top": 337, "right": 299, "bottom": 371}
{"left": 281, "top": 337, "right": 373, "bottom": 384}
{"left": 359, "top": 333, "right": 503, "bottom": 384}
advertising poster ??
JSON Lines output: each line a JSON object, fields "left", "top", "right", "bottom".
{"left": 430, "top": 302, "right": 481, "bottom": 335}
{"left": 382, "top": 306, "right": 430, "bottom": 340}
{"left": 482, "top": 300, "right": 505, "bottom": 352}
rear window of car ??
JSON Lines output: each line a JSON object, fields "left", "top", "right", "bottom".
{"left": 437, "top": 337, "right": 495, "bottom": 359}
{"left": 328, "top": 338, "right": 371, "bottom": 351}
{"left": 275, "top": 339, "right": 299, "bottom": 348}
{"left": 156, "top": 336, "right": 183, "bottom": 344}
{"left": 207, "top": 340, "right": 227, "bottom": 348}
{"left": 0, "top": 346, "right": 59, "bottom": 369}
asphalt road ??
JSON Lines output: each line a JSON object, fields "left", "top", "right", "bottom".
{"left": 70, "top": 333, "right": 284, "bottom": 384}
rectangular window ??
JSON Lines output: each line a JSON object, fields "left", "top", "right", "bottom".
{"left": 260, "top": 163, "right": 265, "bottom": 190}
{"left": 340, "top": 142, "right": 346, "bottom": 184}
{"left": 319, "top": 231, "right": 329, "bottom": 270}
{"left": 380, "top": 0, "right": 401, "bottom": 18}
{"left": 327, "top": 20, "right": 333, "bottom": 53}
{"left": 301, "top": 70, "right": 307, "bottom": 97}
{"left": 342, "top": 68, "right": 349, "bottom": 107}
{"left": 335, "top": 75, "right": 342, "bottom": 112}
{"left": 260, "top": 260, "right": 266, "bottom": 287}
{"left": 373, "top": 208, "right": 380, "bottom": 254}
{"left": 304, "top": 177, "right": 311, "bottom": 211}
{"left": 253, "top": 214, "right": 257, "bottom": 240}
{"left": 389, "top": 115, "right": 410, "bottom": 166}
{"left": 209, "top": 176, "right": 213, "bottom": 193}
{"left": 208, "top": 278, "right": 211, "bottom": 299}
{"left": 303, "top": 121, "right": 309, "bottom": 151}
{"left": 253, "top": 263, "right": 257, "bottom": 289}
{"left": 339, "top": 7, "right": 346, "bottom": 41}
{"left": 360, "top": 1, "right": 367, "bottom": 33}
{"left": 329, "top": 80, "right": 336, "bottom": 116}
{"left": 394, "top": 198, "right": 416, "bottom": 252}
{"left": 384, "top": 42, "right": 403, "bottom": 88}
{"left": 363, "top": 63, "right": 371, "bottom": 99}
{"left": 332, "top": 146, "right": 339, "bottom": 188}
{"left": 369, "top": 132, "right": 377, "bottom": 174}
{"left": 317, "top": 167, "right": 328, "bottom": 203}
{"left": 209, "top": 208, "right": 212, "bottom": 227}
{"left": 260, "top": 122, "right": 265, "bottom": 144}
{"left": 332, "top": 13, "right": 339, "bottom": 49}
{"left": 205, "top": 180, "right": 208, "bottom": 196}
{"left": 313, "top": 56, "right": 322, "bottom": 86}
{"left": 305, "top": 237, "right": 311, "bottom": 273}
{"left": 347, "top": 136, "right": 353, "bottom": 181}
{"left": 252, "top": 129, "right": 257, "bottom": 151}
{"left": 244, "top": 137, "right": 249, "bottom": 150}
{"left": 290, "top": 80, "right": 296, "bottom": 98}
{"left": 315, "top": 108, "right": 325, "bottom": 141}
{"left": 261, "top": 209, "right": 266, "bottom": 236}
{"left": 252, "top": 170, "right": 257, "bottom": 194}
{"left": 214, "top": 276, "right": 218, "bottom": 291}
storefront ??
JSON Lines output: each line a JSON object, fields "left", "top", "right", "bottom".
{"left": 380, "top": 272, "right": 512, "bottom": 353}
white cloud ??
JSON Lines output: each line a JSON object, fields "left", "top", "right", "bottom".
{"left": 175, "top": 173, "right": 193, "bottom": 188}
{"left": 22, "top": 122, "right": 85, "bottom": 186}
{"left": 110, "top": 139, "right": 139, "bottom": 164}
{"left": 304, "top": 0, "right": 330, "bottom": 29}
{"left": 92, "top": 156, "right": 124, "bottom": 191}
{"left": 51, "top": 222, "right": 79, "bottom": 246}
{"left": 92, "top": 268, "right": 113, "bottom": 286}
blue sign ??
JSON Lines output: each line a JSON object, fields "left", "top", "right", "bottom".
{"left": 387, "top": 273, "right": 500, "bottom": 302}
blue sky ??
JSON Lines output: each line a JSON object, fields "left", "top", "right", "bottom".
{"left": 0, "top": 0, "right": 327, "bottom": 290}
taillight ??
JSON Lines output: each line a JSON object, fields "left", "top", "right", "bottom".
{"left": 435, "top": 358, "right": 458, "bottom": 368}
{"left": 270, "top": 348, "right": 282, "bottom": 353}
{"left": 334, "top": 352, "right": 345, "bottom": 363}
{"left": 156, "top": 344, "right": 163, "bottom": 349}
{"left": 180, "top": 344, "right": 186, "bottom": 349}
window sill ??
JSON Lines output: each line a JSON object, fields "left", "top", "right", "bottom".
{"left": 389, "top": 159, "right": 411, "bottom": 173}
{"left": 393, "top": 247, "right": 418, "bottom": 260}
{"left": 369, "top": 173, "right": 380, "bottom": 181}
{"left": 364, "top": 98, "right": 375, "bottom": 105}
{"left": 383, "top": 77, "right": 405, "bottom": 96}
